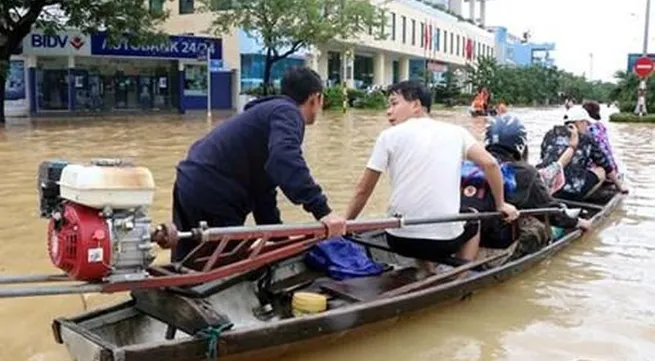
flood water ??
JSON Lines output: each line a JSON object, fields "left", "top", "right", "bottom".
{"left": 0, "top": 106, "right": 653, "bottom": 361}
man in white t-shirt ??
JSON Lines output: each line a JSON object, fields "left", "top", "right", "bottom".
{"left": 345, "top": 80, "right": 519, "bottom": 273}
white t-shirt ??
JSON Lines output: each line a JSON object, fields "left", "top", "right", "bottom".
{"left": 366, "top": 117, "right": 478, "bottom": 240}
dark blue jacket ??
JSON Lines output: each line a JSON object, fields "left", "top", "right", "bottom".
{"left": 175, "top": 95, "right": 332, "bottom": 225}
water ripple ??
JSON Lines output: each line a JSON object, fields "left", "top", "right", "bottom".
{"left": 0, "top": 107, "right": 654, "bottom": 361}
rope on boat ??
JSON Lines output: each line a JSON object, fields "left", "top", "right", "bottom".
{"left": 197, "top": 323, "right": 234, "bottom": 360}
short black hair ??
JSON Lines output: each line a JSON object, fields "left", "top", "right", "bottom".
{"left": 582, "top": 101, "right": 601, "bottom": 120}
{"left": 280, "top": 66, "right": 324, "bottom": 104}
{"left": 387, "top": 80, "right": 432, "bottom": 112}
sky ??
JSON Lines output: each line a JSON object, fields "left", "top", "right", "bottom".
{"left": 479, "top": 0, "right": 652, "bottom": 82}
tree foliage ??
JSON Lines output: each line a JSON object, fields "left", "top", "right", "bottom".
{"left": 432, "top": 69, "right": 462, "bottom": 106}
{"left": 202, "top": 0, "right": 386, "bottom": 93}
{"left": 465, "top": 56, "right": 616, "bottom": 106}
{"left": 0, "top": 0, "right": 169, "bottom": 122}
{"left": 609, "top": 70, "right": 655, "bottom": 112}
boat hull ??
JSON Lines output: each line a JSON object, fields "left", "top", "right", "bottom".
{"left": 52, "top": 192, "right": 623, "bottom": 361}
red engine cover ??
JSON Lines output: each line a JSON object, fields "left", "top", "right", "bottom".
{"left": 47, "top": 202, "right": 112, "bottom": 281}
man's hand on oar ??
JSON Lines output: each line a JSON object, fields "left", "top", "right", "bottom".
{"left": 498, "top": 202, "right": 519, "bottom": 222}
{"left": 320, "top": 213, "right": 347, "bottom": 238}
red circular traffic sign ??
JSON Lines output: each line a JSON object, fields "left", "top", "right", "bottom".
{"left": 634, "top": 56, "right": 655, "bottom": 78}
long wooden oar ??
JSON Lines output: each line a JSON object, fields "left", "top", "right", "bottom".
{"left": 179, "top": 207, "right": 580, "bottom": 244}
{"left": 0, "top": 207, "right": 577, "bottom": 298}
{"left": 554, "top": 198, "right": 604, "bottom": 211}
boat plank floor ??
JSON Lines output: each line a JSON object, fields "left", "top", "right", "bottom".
{"left": 131, "top": 288, "right": 232, "bottom": 335}
{"left": 316, "top": 267, "right": 421, "bottom": 302}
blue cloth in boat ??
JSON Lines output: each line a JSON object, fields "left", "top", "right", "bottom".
{"left": 551, "top": 226, "right": 566, "bottom": 239}
{"left": 460, "top": 160, "right": 517, "bottom": 195}
{"left": 305, "top": 237, "right": 385, "bottom": 280}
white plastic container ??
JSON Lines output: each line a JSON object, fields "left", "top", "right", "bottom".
{"left": 58, "top": 162, "right": 156, "bottom": 210}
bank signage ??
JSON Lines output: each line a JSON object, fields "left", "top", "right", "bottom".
{"left": 21, "top": 30, "right": 222, "bottom": 60}
{"left": 22, "top": 31, "right": 91, "bottom": 56}
{"left": 90, "top": 32, "right": 222, "bottom": 60}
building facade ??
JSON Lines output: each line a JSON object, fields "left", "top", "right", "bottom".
{"left": 4, "top": 28, "right": 232, "bottom": 116}
{"left": 490, "top": 26, "right": 556, "bottom": 68}
{"left": 236, "top": 0, "right": 495, "bottom": 91}
{"left": 3, "top": 0, "right": 499, "bottom": 116}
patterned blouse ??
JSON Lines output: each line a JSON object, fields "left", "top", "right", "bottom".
{"left": 587, "top": 122, "right": 618, "bottom": 173}
{"left": 539, "top": 126, "right": 613, "bottom": 195}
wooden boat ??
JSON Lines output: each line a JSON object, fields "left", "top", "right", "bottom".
{"left": 51, "top": 186, "right": 623, "bottom": 361}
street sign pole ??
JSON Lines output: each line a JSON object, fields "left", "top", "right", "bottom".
{"left": 206, "top": 48, "right": 212, "bottom": 120}
{"left": 197, "top": 48, "right": 212, "bottom": 120}
{"left": 635, "top": 0, "right": 651, "bottom": 116}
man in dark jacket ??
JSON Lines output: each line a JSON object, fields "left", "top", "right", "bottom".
{"left": 461, "top": 113, "right": 591, "bottom": 251}
{"left": 171, "top": 66, "right": 346, "bottom": 261}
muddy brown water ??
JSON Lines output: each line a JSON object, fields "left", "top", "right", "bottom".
{"left": 0, "top": 107, "right": 653, "bottom": 361}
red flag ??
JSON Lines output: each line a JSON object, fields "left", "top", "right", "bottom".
{"left": 465, "top": 38, "right": 473, "bottom": 60}
{"left": 429, "top": 23, "right": 432, "bottom": 52}
{"left": 424, "top": 19, "right": 429, "bottom": 51}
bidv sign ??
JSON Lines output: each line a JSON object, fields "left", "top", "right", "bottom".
{"left": 23, "top": 32, "right": 91, "bottom": 56}
{"left": 90, "top": 33, "right": 223, "bottom": 60}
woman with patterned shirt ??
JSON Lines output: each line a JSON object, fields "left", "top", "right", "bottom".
{"left": 582, "top": 101, "right": 619, "bottom": 173}
{"left": 538, "top": 106, "right": 628, "bottom": 201}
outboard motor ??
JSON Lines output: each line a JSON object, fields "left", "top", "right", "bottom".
{"left": 38, "top": 160, "right": 68, "bottom": 218}
{"left": 37, "top": 159, "right": 159, "bottom": 282}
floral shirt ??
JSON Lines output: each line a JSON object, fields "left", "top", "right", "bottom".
{"left": 587, "top": 122, "right": 618, "bottom": 173}
{"left": 537, "top": 162, "right": 565, "bottom": 195}
{"left": 538, "top": 126, "right": 613, "bottom": 195}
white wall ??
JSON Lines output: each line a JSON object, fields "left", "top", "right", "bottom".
{"left": 160, "top": 0, "right": 495, "bottom": 69}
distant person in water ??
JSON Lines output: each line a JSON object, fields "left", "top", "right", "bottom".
{"left": 495, "top": 102, "right": 508, "bottom": 115}
{"left": 470, "top": 86, "right": 491, "bottom": 116}
{"left": 564, "top": 98, "right": 574, "bottom": 110}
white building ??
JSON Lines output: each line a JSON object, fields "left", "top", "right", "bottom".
{"left": 159, "top": 0, "right": 495, "bottom": 93}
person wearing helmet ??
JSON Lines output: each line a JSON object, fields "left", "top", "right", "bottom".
{"left": 461, "top": 113, "right": 592, "bottom": 251}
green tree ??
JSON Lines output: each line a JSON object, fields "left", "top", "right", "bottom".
{"left": 465, "top": 55, "right": 499, "bottom": 91}
{"left": 608, "top": 70, "right": 655, "bottom": 112}
{"left": 464, "top": 55, "right": 614, "bottom": 107}
{"left": 0, "top": 0, "right": 169, "bottom": 122}
{"left": 203, "top": 0, "right": 385, "bottom": 94}
{"left": 433, "top": 69, "right": 461, "bottom": 106}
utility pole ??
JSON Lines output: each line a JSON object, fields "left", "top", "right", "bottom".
{"left": 589, "top": 53, "right": 594, "bottom": 80}
{"left": 635, "top": 0, "right": 651, "bottom": 116}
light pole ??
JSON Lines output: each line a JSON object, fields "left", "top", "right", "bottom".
{"left": 589, "top": 52, "right": 593, "bottom": 80}
{"left": 341, "top": 49, "right": 353, "bottom": 113}
{"left": 635, "top": 0, "right": 651, "bottom": 116}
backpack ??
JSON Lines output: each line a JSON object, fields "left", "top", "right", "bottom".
{"left": 460, "top": 161, "right": 518, "bottom": 249}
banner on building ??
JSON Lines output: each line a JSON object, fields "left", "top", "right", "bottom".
{"left": 4, "top": 60, "right": 28, "bottom": 117}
